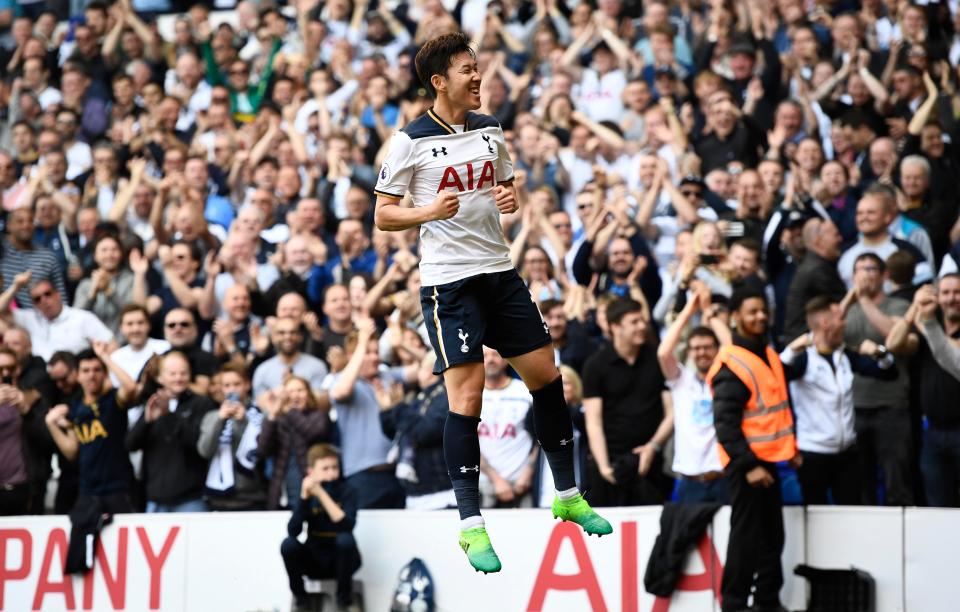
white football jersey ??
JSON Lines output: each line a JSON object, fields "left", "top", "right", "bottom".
{"left": 478, "top": 379, "right": 534, "bottom": 483}
{"left": 375, "top": 110, "right": 515, "bottom": 286}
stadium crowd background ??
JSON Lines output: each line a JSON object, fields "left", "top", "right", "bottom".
{"left": 2, "top": 0, "right": 960, "bottom": 529}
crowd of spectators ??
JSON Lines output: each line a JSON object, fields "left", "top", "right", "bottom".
{"left": 2, "top": 0, "right": 960, "bottom": 525}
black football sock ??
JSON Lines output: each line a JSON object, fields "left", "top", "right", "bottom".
{"left": 444, "top": 411, "right": 483, "bottom": 523}
{"left": 531, "top": 376, "right": 578, "bottom": 493}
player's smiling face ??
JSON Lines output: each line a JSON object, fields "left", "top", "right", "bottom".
{"left": 444, "top": 52, "right": 482, "bottom": 110}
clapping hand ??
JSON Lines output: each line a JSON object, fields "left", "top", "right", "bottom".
{"left": 45, "top": 404, "right": 71, "bottom": 429}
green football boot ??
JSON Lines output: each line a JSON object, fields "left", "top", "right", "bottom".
{"left": 459, "top": 526, "right": 502, "bottom": 574}
{"left": 551, "top": 493, "right": 613, "bottom": 537}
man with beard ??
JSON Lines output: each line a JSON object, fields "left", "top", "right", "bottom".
{"left": 251, "top": 317, "right": 328, "bottom": 400}
{"left": 573, "top": 236, "right": 662, "bottom": 312}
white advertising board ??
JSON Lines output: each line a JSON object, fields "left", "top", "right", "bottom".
{"left": 0, "top": 506, "right": 950, "bottom": 611}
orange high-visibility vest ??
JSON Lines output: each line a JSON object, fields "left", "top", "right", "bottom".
{"left": 706, "top": 344, "right": 797, "bottom": 467}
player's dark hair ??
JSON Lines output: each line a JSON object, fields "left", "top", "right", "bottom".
{"left": 415, "top": 32, "right": 476, "bottom": 99}
{"left": 606, "top": 298, "right": 644, "bottom": 326}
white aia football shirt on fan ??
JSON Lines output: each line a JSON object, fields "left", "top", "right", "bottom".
{"left": 374, "top": 109, "right": 515, "bottom": 286}
{"left": 478, "top": 378, "right": 534, "bottom": 483}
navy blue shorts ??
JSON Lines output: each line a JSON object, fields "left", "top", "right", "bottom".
{"left": 420, "top": 269, "right": 553, "bottom": 374}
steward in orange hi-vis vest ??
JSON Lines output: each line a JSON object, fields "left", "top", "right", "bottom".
{"left": 706, "top": 345, "right": 797, "bottom": 467}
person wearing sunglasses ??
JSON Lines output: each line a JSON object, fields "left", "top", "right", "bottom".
{"left": 160, "top": 308, "right": 218, "bottom": 397}
{"left": 0, "top": 272, "right": 113, "bottom": 362}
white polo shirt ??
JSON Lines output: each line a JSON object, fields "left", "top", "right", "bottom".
{"left": 13, "top": 305, "right": 114, "bottom": 362}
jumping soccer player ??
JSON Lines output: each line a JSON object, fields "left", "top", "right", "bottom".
{"left": 373, "top": 32, "right": 611, "bottom": 574}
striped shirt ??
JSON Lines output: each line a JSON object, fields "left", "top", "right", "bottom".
{"left": 1, "top": 239, "right": 67, "bottom": 309}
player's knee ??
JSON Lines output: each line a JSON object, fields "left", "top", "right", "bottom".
{"left": 449, "top": 388, "right": 483, "bottom": 416}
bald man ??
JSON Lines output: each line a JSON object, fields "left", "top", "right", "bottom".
{"left": 261, "top": 234, "right": 331, "bottom": 314}
{"left": 782, "top": 218, "right": 845, "bottom": 340}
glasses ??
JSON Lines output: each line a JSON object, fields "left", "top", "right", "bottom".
{"left": 165, "top": 321, "right": 193, "bottom": 329}
{"left": 31, "top": 290, "right": 55, "bottom": 302}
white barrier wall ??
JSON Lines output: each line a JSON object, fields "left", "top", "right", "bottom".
{"left": 0, "top": 506, "right": 949, "bottom": 611}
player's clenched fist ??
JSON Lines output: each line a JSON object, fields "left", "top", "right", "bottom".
{"left": 494, "top": 185, "right": 518, "bottom": 214}
{"left": 430, "top": 191, "right": 460, "bottom": 220}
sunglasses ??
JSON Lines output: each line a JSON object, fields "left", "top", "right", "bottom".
{"left": 166, "top": 321, "right": 193, "bottom": 329}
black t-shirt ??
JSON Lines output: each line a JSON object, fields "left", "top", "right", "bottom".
{"left": 917, "top": 328, "right": 960, "bottom": 430}
{"left": 581, "top": 342, "right": 666, "bottom": 455}
{"left": 69, "top": 389, "right": 133, "bottom": 496}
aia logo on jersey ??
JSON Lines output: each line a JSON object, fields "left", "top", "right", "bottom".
{"left": 478, "top": 422, "right": 518, "bottom": 439}
{"left": 436, "top": 160, "right": 496, "bottom": 193}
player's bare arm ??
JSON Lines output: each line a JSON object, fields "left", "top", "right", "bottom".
{"left": 374, "top": 191, "right": 460, "bottom": 232}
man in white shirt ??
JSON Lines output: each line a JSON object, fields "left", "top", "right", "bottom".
{"left": 657, "top": 290, "right": 728, "bottom": 503}
{"left": 111, "top": 304, "right": 170, "bottom": 387}
{"left": 0, "top": 275, "right": 113, "bottom": 362}
{"left": 478, "top": 347, "right": 537, "bottom": 508}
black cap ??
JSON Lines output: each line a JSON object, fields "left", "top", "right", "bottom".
{"left": 728, "top": 38, "right": 756, "bottom": 57}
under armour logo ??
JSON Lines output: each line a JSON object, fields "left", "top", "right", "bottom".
{"left": 432, "top": 147, "right": 448, "bottom": 157}
{"left": 481, "top": 134, "right": 493, "bottom": 154}
{"left": 559, "top": 437, "right": 574, "bottom": 447}
{"left": 458, "top": 328, "right": 469, "bottom": 353}
{"left": 460, "top": 465, "right": 479, "bottom": 473}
